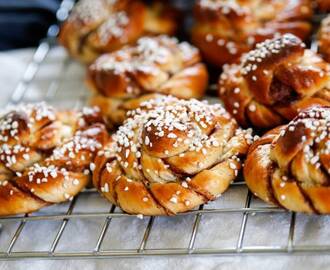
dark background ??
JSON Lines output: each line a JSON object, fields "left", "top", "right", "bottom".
{"left": 0, "top": 0, "right": 60, "bottom": 50}
{"left": 0, "top": 0, "right": 194, "bottom": 51}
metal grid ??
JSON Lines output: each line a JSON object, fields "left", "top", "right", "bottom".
{"left": 0, "top": 0, "right": 330, "bottom": 260}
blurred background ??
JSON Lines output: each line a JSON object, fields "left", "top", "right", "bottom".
{"left": 0, "top": 0, "right": 60, "bottom": 50}
{"left": 0, "top": 0, "right": 191, "bottom": 51}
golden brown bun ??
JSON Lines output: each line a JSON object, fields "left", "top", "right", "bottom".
{"left": 93, "top": 96, "right": 253, "bottom": 215}
{"left": 219, "top": 34, "right": 330, "bottom": 130}
{"left": 143, "top": 0, "right": 179, "bottom": 36}
{"left": 87, "top": 35, "right": 209, "bottom": 128}
{"left": 58, "top": 0, "right": 179, "bottom": 63}
{"left": 0, "top": 103, "right": 108, "bottom": 216}
{"left": 192, "top": 0, "right": 313, "bottom": 67}
{"left": 244, "top": 106, "right": 330, "bottom": 214}
{"left": 318, "top": 15, "right": 330, "bottom": 62}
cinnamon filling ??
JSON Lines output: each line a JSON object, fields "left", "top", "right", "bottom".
{"left": 269, "top": 77, "right": 298, "bottom": 105}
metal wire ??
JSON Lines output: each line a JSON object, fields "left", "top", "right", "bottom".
{"left": 0, "top": 1, "right": 329, "bottom": 261}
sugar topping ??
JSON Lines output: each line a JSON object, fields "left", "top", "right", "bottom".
{"left": 97, "top": 11, "right": 129, "bottom": 45}
{"left": 25, "top": 128, "right": 102, "bottom": 185}
{"left": 92, "top": 35, "right": 198, "bottom": 74}
{"left": 81, "top": 105, "right": 100, "bottom": 116}
{"left": 198, "top": 0, "right": 248, "bottom": 15}
{"left": 51, "top": 130, "right": 102, "bottom": 162}
{"left": 0, "top": 103, "right": 56, "bottom": 168}
{"left": 0, "top": 102, "right": 56, "bottom": 123}
{"left": 78, "top": 106, "right": 101, "bottom": 127}
{"left": 96, "top": 96, "right": 254, "bottom": 209}
{"left": 111, "top": 95, "right": 250, "bottom": 162}
{"left": 0, "top": 103, "right": 104, "bottom": 199}
{"left": 69, "top": 0, "right": 118, "bottom": 24}
{"left": 241, "top": 34, "right": 303, "bottom": 75}
{"left": 277, "top": 106, "right": 330, "bottom": 169}
{"left": 196, "top": 0, "right": 313, "bottom": 62}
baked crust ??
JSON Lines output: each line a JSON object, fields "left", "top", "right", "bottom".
{"left": 318, "top": 15, "right": 330, "bottom": 62}
{"left": 59, "top": 0, "right": 179, "bottom": 63}
{"left": 0, "top": 103, "right": 108, "bottom": 216}
{"left": 244, "top": 106, "right": 330, "bottom": 214}
{"left": 192, "top": 0, "right": 313, "bottom": 67}
{"left": 93, "top": 95, "right": 253, "bottom": 215}
{"left": 219, "top": 34, "right": 330, "bottom": 129}
{"left": 87, "top": 36, "right": 208, "bottom": 128}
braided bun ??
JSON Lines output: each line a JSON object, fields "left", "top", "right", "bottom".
{"left": 318, "top": 15, "right": 330, "bottom": 62}
{"left": 87, "top": 35, "right": 208, "bottom": 128}
{"left": 219, "top": 34, "right": 330, "bottom": 130}
{"left": 93, "top": 96, "right": 253, "bottom": 215}
{"left": 244, "top": 106, "right": 330, "bottom": 214}
{"left": 0, "top": 103, "right": 108, "bottom": 216}
{"left": 192, "top": 0, "right": 313, "bottom": 67}
{"left": 59, "top": 0, "right": 178, "bottom": 63}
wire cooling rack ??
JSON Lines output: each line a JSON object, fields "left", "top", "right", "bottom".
{"left": 0, "top": 0, "right": 330, "bottom": 261}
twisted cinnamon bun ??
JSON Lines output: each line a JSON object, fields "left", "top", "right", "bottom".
{"left": 244, "top": 106, "right": 330, "bottom": 214}
{"left": 0, "top": 103, "right": 108, "bottom": 216}
{"left": 59, "top": 0, "right": 178, "bottom": 63}
{"left": 192, "top": 0, "right": 313, "bottom": 67}
{"left": 93, "top": 96, "right": 253, "bottom": 215}
{"left": 219, "top": 34, "right": 330, "bottom": 129}
{"left": 87, "top": 35, "right": 208, "bottom": 128}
